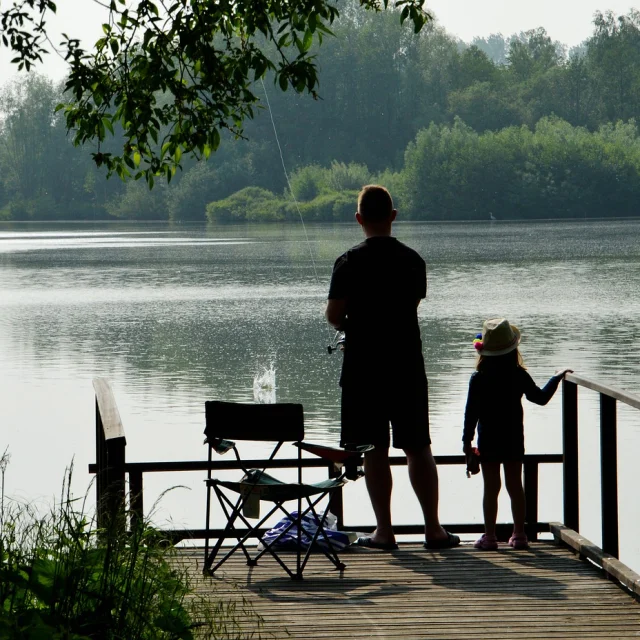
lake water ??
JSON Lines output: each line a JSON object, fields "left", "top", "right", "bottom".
{"left": 1, "top": 219, "right": 640, "bottom": 570}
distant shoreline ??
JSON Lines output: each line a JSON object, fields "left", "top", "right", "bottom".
{"left": 2, "top": 216, "right": 640, "bottom": 225}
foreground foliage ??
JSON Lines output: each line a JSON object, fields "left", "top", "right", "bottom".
{"left": 0, "top": 479, "right": 268, "bottom": 639}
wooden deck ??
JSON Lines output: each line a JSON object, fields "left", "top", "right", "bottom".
{"left": 177, "top": 541, "right": 640, "bottom": 639}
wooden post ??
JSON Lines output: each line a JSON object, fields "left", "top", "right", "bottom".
{"left": 96, "top": 397, "right": 106, "bottom": 529}
{"left": 328, "top": 463, "right": 344, "bottom": 530}
{"left": 105, "top": 437, "right": 126, "bottom": 534}
{"left": 129, "top": 469, "right": 144, "bottom": 531}
{"left": 562, "top": 380, "right": 579, "bottom": 532}
{"left": 93, "top": 379, "right": 127, "bottom": 534}
{"left": 524, "top": 461, "right": 539, "bottom": 542}
{"left": 600, "top": 393, "right": 619, "bottom": 558}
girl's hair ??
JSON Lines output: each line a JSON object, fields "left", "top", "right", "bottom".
{"left": 476, "top": 348, "right": 526, "bottom": 372}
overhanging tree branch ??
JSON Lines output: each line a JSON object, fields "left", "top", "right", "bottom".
{"left": 2, "top": 0, "right": 432, "bottom": 185}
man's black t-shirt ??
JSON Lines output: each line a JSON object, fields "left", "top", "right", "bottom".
{"left": 328, "top": 236, "right": 427, "bottom": 386}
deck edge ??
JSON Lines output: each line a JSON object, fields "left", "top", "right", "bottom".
{"left": 550, "top": 522, "right": 640, "bottom": 597}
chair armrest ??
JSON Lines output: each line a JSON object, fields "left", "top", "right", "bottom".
{"left": 294, "top": 442, "right": 374, "bottom": 480}
{"left": 203, "top": 437, "right": 235, "bottom": 455}
{"left": 294, "top": 442, "right": 372, "bottom": 462}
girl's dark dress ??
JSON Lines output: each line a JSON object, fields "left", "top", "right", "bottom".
{"left": 463, "top": 367, "right": 563, "bottom": 463}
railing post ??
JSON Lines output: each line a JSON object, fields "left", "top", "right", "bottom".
{"left": 129, "top": 470, "right": 144, "bottom": 531}
{"left": 104, "top": 437, "right": 126, "bottom": 534}
{"left": 328, "top": 463, "right": 344, "bottom": 530}
{"left": 600, "top": 393, "right": 619, "bottom": 558}
{"left": 562, "top": 379, "right": 579, "bottom": 531}
{"left": 524, "top": 461, "right": 539, "bottom": 542}
{"left": 96, "top": 397, "right": 107, "bottom": 529}
{"left": 93, "top": 379, "right": 127, "bottom": 535}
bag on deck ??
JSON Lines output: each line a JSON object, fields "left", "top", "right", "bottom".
{"left": 259, "top": 511, "right": 357, "bottom": 551}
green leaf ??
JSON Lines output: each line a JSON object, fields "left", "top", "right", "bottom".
{"left": 102, "top": 117, "right": 114, "bottom": 135}
{"left": 302, "top": 29, "right": 313, "bottom": 52}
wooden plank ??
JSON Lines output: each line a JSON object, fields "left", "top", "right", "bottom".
{"left": 92, "top": 378, "right": 126, "bottom": 442}
{"left": 565, "top": 372, "right": 640, "bottom": 411}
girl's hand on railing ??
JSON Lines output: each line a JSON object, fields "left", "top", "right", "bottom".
{"left": 555, "top": 368, "right": 574, "bottom": 378}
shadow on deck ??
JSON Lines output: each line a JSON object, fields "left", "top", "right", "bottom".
{"left": 176, "top": 541, "right": 640, "bottom": 639}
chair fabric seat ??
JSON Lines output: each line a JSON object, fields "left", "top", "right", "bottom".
{"left": 208, "top": 468, "right": 346, "bottom": 502}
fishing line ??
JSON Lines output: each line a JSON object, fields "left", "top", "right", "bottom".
{"left": 259, "top": 77, "right": 335, "bottom": 345}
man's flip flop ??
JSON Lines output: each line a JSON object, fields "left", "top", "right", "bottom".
{"left": 353, "top": 536, "right": 399, "bottom": 551}
{"left": 423, "top": 531, "right": 461, "bottom": 549}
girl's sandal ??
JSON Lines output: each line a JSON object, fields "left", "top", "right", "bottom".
{"left": 508, "top": 533, "right": 529, "bottom": 550}
{"left": 474, "top": 534, "right": 498, "bottom": 550}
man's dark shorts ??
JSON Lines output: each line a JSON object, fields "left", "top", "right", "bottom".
{"left": 340, "top": 377, "right": 430, "bottom": 450}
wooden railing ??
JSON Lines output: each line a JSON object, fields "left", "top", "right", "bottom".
{"left": 562, "top": 372, "right": 640, "bottom": 558}
{"left": 90, "top": 374, "right": 640, "bottom": 553}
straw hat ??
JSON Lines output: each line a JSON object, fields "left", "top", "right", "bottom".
{"left": 473, "top": 318, "right": 521, "bottom": 356}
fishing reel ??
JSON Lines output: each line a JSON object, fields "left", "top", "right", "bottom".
{"left": 327, "top": 331, "right": 346, "bottom": 354}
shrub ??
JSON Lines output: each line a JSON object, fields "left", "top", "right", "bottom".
{"left": 206, "top": 187, "right": 287, "bottom": 223}
{"left": 288, "top": 165, "right": 326, "bottom": 201}
{"left": 326, "top": 162, "right": 371, "bottom": 192}
{"left": 0, "top": 466, "right": 271, "bottom": 640}
{"left": 105, "top": 181, "right": 168, "bottom": 220}
{"left": 291, "top": 190, "right": 358, "bottom": 221}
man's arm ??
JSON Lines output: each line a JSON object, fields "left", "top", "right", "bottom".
{"left": 325, "top": 298, "right": 347, "bottom": 330}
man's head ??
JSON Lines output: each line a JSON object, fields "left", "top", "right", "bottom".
{"left": 356, "top": 185, "right": 397, "bottom": 235}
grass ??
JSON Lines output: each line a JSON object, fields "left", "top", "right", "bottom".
{"left": 0, "top": 459, "right": 272, "bottom": 639}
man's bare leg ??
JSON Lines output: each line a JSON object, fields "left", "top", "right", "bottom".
{"left": 363, "top": 447, "right": 395, "bottom": 544}
{"left": 405, "top": 445, "right": 449, "bottom": 542}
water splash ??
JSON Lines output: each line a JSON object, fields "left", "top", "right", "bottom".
{"left": 253, "top": 365, "right": 276, "bottom": 404}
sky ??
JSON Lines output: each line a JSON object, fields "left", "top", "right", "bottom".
{"left": 0, "top": 0, "right": 638, "bottom": 83}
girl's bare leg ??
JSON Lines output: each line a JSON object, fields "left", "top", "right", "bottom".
{"left": 481, "top": 462, "right": 501, "bottom": 536}
{"left": 504, "top": 462, "right": 525, "bottom": 535}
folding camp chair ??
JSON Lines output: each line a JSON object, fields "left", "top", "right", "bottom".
{"left": 203, "top": 401, "right": 371, "bottom": 580}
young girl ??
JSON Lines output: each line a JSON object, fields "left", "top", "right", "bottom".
{"left": 463, "top": 318, "right": 571, "bottom": 550}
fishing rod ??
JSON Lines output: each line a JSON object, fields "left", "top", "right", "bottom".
{"left": 260, "top": 77, "right": 342, "bottom": 357}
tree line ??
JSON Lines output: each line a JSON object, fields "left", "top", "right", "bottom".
{"left": 2, "top": 6, "right": 640, "bottom": 222}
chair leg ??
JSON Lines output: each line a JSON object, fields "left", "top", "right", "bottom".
{"left": 204, "top": 487, "right": 347, "bottom": 580}
{"left": 207, "top": 493, "right": 298, "bottom": 579}
{"left": 299, "top": 495, "right": 346, "bottom": 574}
{"left": 204, "top": 489, "right": 248, "bottom": 574}
{"left": 252, "top": 494, "right": 346, "bottom": 578}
